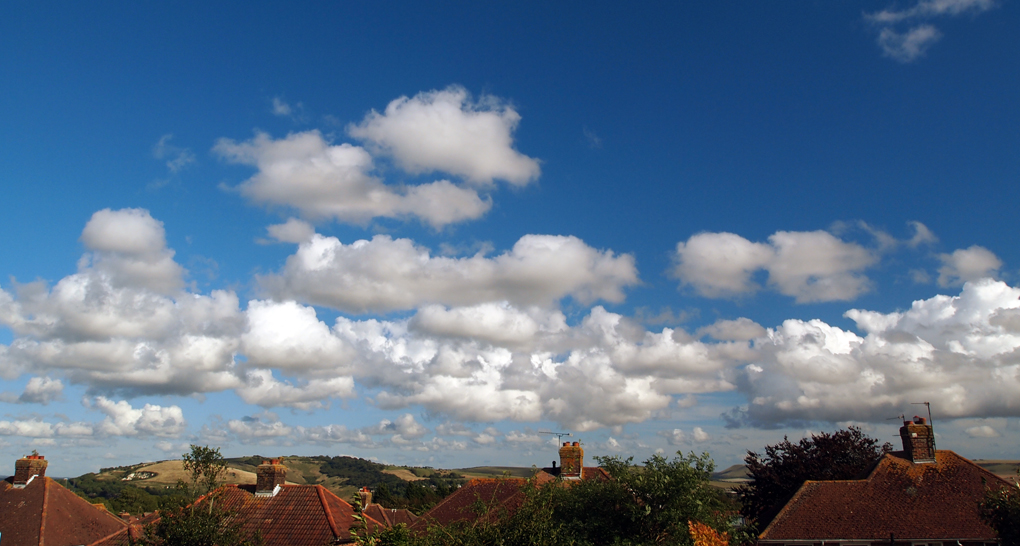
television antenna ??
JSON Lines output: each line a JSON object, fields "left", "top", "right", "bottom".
{"left": 539, "top": 430, "right": 572, "bottom": 443}
{"left": 911, "top": 401, "right": 935, "bottom": 450}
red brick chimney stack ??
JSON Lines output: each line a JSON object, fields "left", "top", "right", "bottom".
{"left": 899, "top": 416, "right": 936, "bottom": 463}
{"left": 14, "top": 454, "right": 47, "bottom": 488}
{"left": 255, "top": 458, "right": 287, "bottom": 496}
{"left": 359, "top": 486, "right": 372, "bottom": 508}
{"left": 559, "top": 441, "right": 584, "bottom": 479}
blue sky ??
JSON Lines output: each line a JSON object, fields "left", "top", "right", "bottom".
{"left": 2, "top": 1, "right": 1019, "bottom": 476}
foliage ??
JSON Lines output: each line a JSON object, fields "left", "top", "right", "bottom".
{"left": 137, "top": 493, "right": 262, "bottom": 546}
{"left": 138, "top": 445, "right": 261, "bottom": 546}
{"left": 66, "top": 473, "right": 178, "bottom": 514}
{"left": 369, "top": 451, "right": 738, "bottom": 546}
{"left": 737, "top": 426, "right": 891, "bottom": 532}
{"left": 980, "top": 471, "right": 1020, "bottom": 546}
{"left": 182, "top": 444, "right": 228, "bottom": 498}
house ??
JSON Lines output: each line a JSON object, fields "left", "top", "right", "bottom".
{"left": 96, "top": 458, "right": 388, "bottom": 545}
{"left": 410, "top": 440, "right": 608, "bottom": 533}
{"left": 357, "top": 486, "right": 419, "bottom": 527}
{"left": 757, "top": 417, "right": 1013, "bottom": 546}
{"left": 0, "top": 454, "right": 131, "bottom": 546}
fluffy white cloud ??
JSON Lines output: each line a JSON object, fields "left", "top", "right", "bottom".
{"left": 673, "top": 230, "right": 876, "bottom": 303}
{"left": 731, "top": 279, "right": 1020, "bottom": 427}
{"left": 964, "top": 425, "right": 1001, "bottom": 438}
{"left": 261, "top": 233, "right": 638, "bottom": 313}
{"left": 0, "top": 210, "right": 246, "bottom": 396}
{"left": 697, "top": 318, "right": 766, "bottom": 342}
{"left": 241, "top": 300, "right": 354, "bottom": 371}
{"left": 692, "top": 426, "right": 710, "bottom": 442}
{"left": 348, "top": 86, "right": 540, "bottom": 186}
{"left": 236, "top": 369, "right": 355, "bottom": 410}
{"left": 19, "top": 377, "right": 63, "bottom": 404}
{"left": 362, "top": 414, "right": 429, "bottom": 441}
{"left": 227, "top": 414, "right": 294, "bottom": 442}
{"left": 79, "top": 208, "right": 185, "bottom": 294}
{"left": 90, "top": 396, "right": 187, "bottom": 437}
{"left": 215, "top": 130, "right": 491, "bottom": 228}
{"left": 673, "top": 232, "right": 772, "bottom": 298}
{"left": 938, "top": 245, "right": 1002, "bottom": 287}
{"left": 266, "top": 218, "right": 315, "bottom": 244}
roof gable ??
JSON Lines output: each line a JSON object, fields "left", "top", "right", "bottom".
{"left": 0, "top": 477, "right": 129, "bottom": 546}
{"left": 760, "top": 450, "right": 1014, "bottom": 541}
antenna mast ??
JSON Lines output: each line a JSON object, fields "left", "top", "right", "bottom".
{"left": 911, "top": 401, "right": 935, "bottom": 451}
{"left": 539, "top": 430, "right": 572, "bottom": 443}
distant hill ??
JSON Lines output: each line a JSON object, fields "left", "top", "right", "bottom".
{"left": 69, "top": 455, "right": 465, "bottom": 516}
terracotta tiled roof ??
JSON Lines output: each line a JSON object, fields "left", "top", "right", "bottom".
{"left": 410, "top": 478, "right": 529, "bottom": 532}
{"left": 209, "top": 484, "right": 386, "bottom": 545}
{"left": 364, "top": 503, "right": 418, "bottom": 527}
{"left": 759, "top": 450, "right": 1014, "bottom": 541}
{"left": 92, "top": 484, "right": 387, "bottom": 546}
{"left": 536, "top": 466, "right": 611, "bottom": 483}
{"left": 0, "top": 476, "right": 129, "bottom": 546}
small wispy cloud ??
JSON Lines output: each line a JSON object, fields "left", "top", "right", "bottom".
{"left": 272, "top": 97, "right": 305, "bottom": 120}
{"left": 583, "top": 126, "right": 602, "bottom": 149}
{"left": 152, "top": 134, "right": 195, "bottom": 173}
{"left": 864, "top": 0, "right": 997, "bottom": 62}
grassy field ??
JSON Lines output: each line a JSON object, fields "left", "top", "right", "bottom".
{"left": 456, "top": 466, "right": 536, "bottom": 479}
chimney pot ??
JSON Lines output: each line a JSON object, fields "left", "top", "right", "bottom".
{"left": 255, "top": 458, "right": 287, "bottom": 496}
{"left": 558, "top": 440, "right": 584, "bottom": 479}
{"left": 14, "top": 454, "right": 48, "bottom": 486}
{"left": 900, "top": 418, "right": 935, "bottom": 463}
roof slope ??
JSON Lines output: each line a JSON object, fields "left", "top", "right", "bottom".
{"left": 212, "top": 484, "right": 386, "bottom": 545}
{"left": 760, "top": 450, "right": 1014, "bottom": 541}
{"left": 410, "top": 478, "right": 528, "bottom": 532}
{"left": 0, "top": 477, "right": 129, "bottom": 546}
{"left": 364, "top": 503, "right": 418, "bottom": 527}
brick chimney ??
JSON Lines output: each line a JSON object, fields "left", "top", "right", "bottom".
{"left": 255, "top": 459, "right": 286, "bottom": 497}
{"left": 558, "top": 441, "right": 583, "bottom": 479}
{"left": 900, "top": 416, "right": 936, "bottom": 463}
{"left": 358, "top": 486, "right": 372, "bottom": 508}
{"left": 14, "top": 454, "right": 47, "bottom": 488}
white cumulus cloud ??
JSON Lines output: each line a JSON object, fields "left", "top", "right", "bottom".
{"left": 348, "top": 86, "right": 540, "bottom": 186}
{"left": 730, "top": 279, "right": 1020, "bottom": 427}
{"left": 260, "top": 233, "right": 639, "bottom": 313}
{"left": 673, "top": 230, "right": 876, "bottom": 303}
{"left": 938, "top": 245, "right": 1002, "bottom": 287}
{"left": 215, "top": 130, "right": 491, "bottom": 228}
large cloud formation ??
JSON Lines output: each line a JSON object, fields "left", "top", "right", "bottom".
{"left": 729, "top": 278, "right": 1020, "bottom": 427}
{"left": 2, "top": 208, "right": 1018, "bottom": 446}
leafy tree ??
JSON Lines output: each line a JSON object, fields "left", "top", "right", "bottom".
{"left": 980, "top": 470, "right": 1020, "bottom": 546}
{"left": 372, "top": 451, "right": 736, "bottom": 546}
{"left": 738, "top": 427, "right": 892, "bottom": 532}
{"left": 139, "top": 445, "right": 261, "bottom": 546}
{"left": 182, "top": 444, "right": 228, "bottom": 497}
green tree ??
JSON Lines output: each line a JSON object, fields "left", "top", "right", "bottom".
{"left": 980, "top": 470, "right": 1020, "bottom": 546}
{"left": 372, "top": 450, "right": 735, "bottom": 546}
{"left": 738, "top": 427, "right": 891, "bottom": 533}
{"left": 139, "top": 445, "right": 260, "bottom": 546}
{"left": 182, "top": 444, "right": 228, "bottom": 498}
